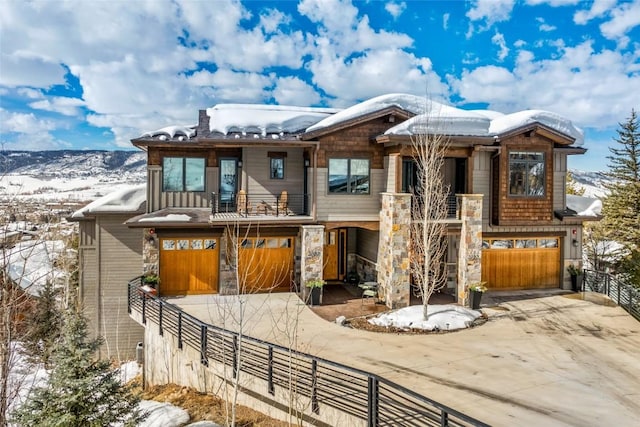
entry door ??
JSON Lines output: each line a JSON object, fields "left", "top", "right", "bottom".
{"left": 219, "top": 158, "right": 238, "bottom": 210}
{"left": 323, "top": 229, "right": 347, "bottom": 281}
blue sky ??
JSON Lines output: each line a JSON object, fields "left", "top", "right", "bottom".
{"left": 1, "top": 0, "right": 639, "bottom": 171}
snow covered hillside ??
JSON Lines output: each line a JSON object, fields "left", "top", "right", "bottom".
{"left": 570, "top": 170, "right": 613, "bottom": 198}
{"left": 0, "top": 150, "right": 146, "bottom": 202}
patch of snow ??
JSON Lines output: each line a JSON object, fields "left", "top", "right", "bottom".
{"left": 138, "top": 401, "right": 191, "bottom": 427}
{"left": 368, "top": 304, "right": 481, "bottom": 331}
{"left": 138, "top": 214, "right": 192, "bottom": 222}
{"left": 490, "top": 110, "right": 584, "bottom": 146}
{"left": 385, "top": 101, "right": 491, "bottom": 136}
{"left": 140, "top": 125, "right": 196, "bottom": 139}
{"left": 566, "top": 194, "right": 602, "bottom": 216}
{"left": 206, "top": 104, "right": 338, "bottom": 136}
{"left": 119, "top": 361, "right": 141, "bottom": 384}
{"left": 307, "top": 93, "right": 426, "bottom": 133}
{"left": 71, "top": 184, "right": 146, "bottom": 219}
{"left": 4, "top": 240, "right": 66, "bottom": 295}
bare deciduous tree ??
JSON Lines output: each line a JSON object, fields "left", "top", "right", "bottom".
{"left": 409, "top": 105, "right": 451, "bottom": 320}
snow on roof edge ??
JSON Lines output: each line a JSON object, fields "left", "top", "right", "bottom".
{"left": 71, "top": 184, "right": 146, "bottom": 219}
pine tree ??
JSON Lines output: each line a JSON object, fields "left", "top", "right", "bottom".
{"left": 602, "top": 109, "right": 640, "bottom": 285}
{"left": 21, "top": 280, "right": 62, "bottom": 368}
{"left": 11, "top": 307, "right": 145, "bottom": 427}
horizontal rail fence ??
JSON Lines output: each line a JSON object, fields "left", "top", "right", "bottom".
{"left": 128, "top": 279, "right": 488, "bottom": 427}
{"left": 583, "top": 270, "right": 639, "bottom": 321}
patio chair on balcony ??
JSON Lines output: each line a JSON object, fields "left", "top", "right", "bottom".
{"left": 277, "top": 190, "right": 288, "bottom": 215}
{"left": 236, "top": 190, "right": 251, "bottom": 216}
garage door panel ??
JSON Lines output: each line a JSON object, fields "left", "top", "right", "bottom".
{"left": 482, "top": 237, "right": 560, "bottom": 290}
{"left": 239, "top": 237, "right": 294, "bottom": 293}
{"left": 160, "top": 237, "right": 219, "bottom": 296}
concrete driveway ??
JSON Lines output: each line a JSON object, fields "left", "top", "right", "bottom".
{"left": 169, "top": 290, "right": 640, "bottom": 426}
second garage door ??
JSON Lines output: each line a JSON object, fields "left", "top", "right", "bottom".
{"left": 482, "top": 237, "right": 560, "bottom": 290}
{"left": 238, "top": 236, "right": 295, "bottom": 293}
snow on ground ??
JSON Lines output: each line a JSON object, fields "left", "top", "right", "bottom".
{"left": 368, "top": 304, "right": 481, "bottom": 331}
{"left": 4, "top": 239, "right": 67, "bottom": 295}
{"left": 137, "top": 401, "right": 191, "bottom": 427}
{"left": 0, "top": 173, "right": 144, "bottom": 203}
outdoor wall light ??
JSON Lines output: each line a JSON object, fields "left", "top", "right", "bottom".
{"left": 304, "top": 159, "right": 310, "bottom": 167}
{"left": 237, "top": 161, "right": 243, "bottom": 168}
{"left": 572, "top": 239, "right": 579, "bottom": 247}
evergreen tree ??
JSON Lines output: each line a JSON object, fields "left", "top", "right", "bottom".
{"left": 21, "top": 280, "right": 62, "bottom": 368}
{"left": 602, "top": 109, "right": 640, "bottom": 285}
{"left": 11, "top": 307, "right": 145, "bottom": 427}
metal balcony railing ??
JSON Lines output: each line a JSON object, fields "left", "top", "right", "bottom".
{"left": 210, "top": 192, "right": 310, "bottom": 217}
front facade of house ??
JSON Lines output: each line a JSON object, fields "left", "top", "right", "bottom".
{"left": 74, "top": 94, "right": 595, "bottom": 357}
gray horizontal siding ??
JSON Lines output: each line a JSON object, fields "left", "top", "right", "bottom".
{"left": 315, "top": 169, "right": 383, "bottom": 221}
{"left": 96, "top": 214, "right": 144, "bottom": 360}
{"left": 148, "top": 166, "right": 214, "bottom": 211}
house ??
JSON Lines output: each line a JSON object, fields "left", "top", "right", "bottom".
{"left": 73, "top": 93, "right": 596, "bottom": 357}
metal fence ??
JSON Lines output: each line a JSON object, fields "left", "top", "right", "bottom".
{"left": 583, "top": 269, "right": 640, "bottom": 321}
{"left": 128, "top": 278, "right": 489, "bottom": 427}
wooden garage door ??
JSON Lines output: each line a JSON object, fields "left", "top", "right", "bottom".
{"left": 482, "top": 237, "right": 560, "bottom": 290}
{"left": 238, "top": 237, "right": 294, "bottom": 293}
{"left": 160, "top": 237, "right": 219, "bottom": 296}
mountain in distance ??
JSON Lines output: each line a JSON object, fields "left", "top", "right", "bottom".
{"left": 0, "top": 150, "right": 146, "bottom": 202}
{"left": 0, "top": 150, "right": 610, "bottom": 203}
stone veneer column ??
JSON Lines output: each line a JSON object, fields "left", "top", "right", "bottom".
{"left": 457, "top": 194, "right": 483, "bottom": 306}
{"left": 300, "top": 225, "right": 324, "bottom": 300}
{"left": 142, "top": 228, "right": 159, "bottom": 275}
{"left": 377, "top": 193, "right": 411, "bottom": 309}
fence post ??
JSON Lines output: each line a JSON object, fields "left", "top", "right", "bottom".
{"left": 177, "top": 312, "right": 183, "bottom": 350}
{"left": 232, "top": 335, "right": 239, "bottom": 379}
{"left": 127, "top": 283, "right": 132, "bottom": 314}
{"left": 268, "top": 346, "right": 274, "bottom": 395}
{"left": 618, "top": 279, "right": 621, "bottom": 305}
{"left": 440, "top": 410, "right": 449, "bottom": 427}
{"left": 142, "top": 294, "right": 146, "bottom": 325}
{"left": 367, "top": 376, "right": 378, "bottom": 427}
{"left": 159, "top": 303, "right": 163, "bottom": 336}
{"left": 200, "top": 325, "right": 208, "bottom": 366}
{"left": 311, "top": 359, "right": 319, "bottom": 414}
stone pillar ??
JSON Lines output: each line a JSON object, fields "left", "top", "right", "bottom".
{"left": 142, "top": 228, "right": 159, "bottom": 275}
{"left": 377, "top": 193, "right": 411, "bottom": 309}
{"left": 457, "top": 194, "right": 483, "bottom": 306}
{"left": 300, "top": 225, "right": 324, "bottom": 300}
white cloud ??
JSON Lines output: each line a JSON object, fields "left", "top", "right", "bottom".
{"left": 536, "top": 17, "right": 556, "bottom": 32}
{"left": 599, "top": 0, "right": 640, "bottom": 45}
{"left": 525, "top": 0, "right": 580, "bottom": 6}
{"left": 385, "top": 1, "right": 407, "bottom": 19}
{"left": 573, "top": 0, "right": 616, "bottom": 25}
{"left": 29, "top": 97, "right": 85, "bottom": 117}
{"left": 1, "top": 111, "right": 56, "bottom": 134}
{"left": 272, "top": 77, "right": 321, "bottom": 106}
{"left": 466, "top": 0, "right": 515, "bottom": 26}
{"left": 491, "top": 32, "right": 510, "bottom": 61}
{"left": 450, "top": 41, "right": 640, "bottom": 128}
{"left": 0, "top": 54, "right": 66, "bottom": 88}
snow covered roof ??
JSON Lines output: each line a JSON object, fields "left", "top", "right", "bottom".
{"left": 306, "top": 93, "right": 425, "bottom": 133}
{"left": 384, "top": 100, "right": 491, "bottom": 137}
{"left": 566, "top": 194, "right": 602, "bottom": 217}
{"left": 140, "top": 125, "right": 196, "bottom": 141}
{"left": 206, "top": 104, "right": 339, "bottom": 137}
{"left": 71, "top": 184, "right": 146, "bottom": 219}
{"left": 490, "top": 110, "right": 584, "bottom": 146}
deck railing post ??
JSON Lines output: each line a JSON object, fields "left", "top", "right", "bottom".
{"left": 141, "top": 294, "right": 146, "bottom": 325}
{"left": 177, "top": 312, "right": 183, "bottom": 350}
{"left": 232, "top": 335, "right": 239, "bottom": 379}
{"left": 268, "top": 346, "right": 274, "bottom": 395}
{"left": 127, "top": 282, "right": 132, "bottom": 314}
{"left": 440, "top": 410, "right": 449, "bottom": 427}
{"left": 159, "top": 303, "right": 163, "bottom": 336}
{"left": 367, "top": 376, "right": 378, "bottom": 427}
{"left": 311, "top": 359, "right": 319, "bottom": 414}
{"left": 200, "top": 325, "right": 208, "bottom": 366}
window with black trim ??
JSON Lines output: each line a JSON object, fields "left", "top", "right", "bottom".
{"left": 328, "top": 158, "right": 370, "bottom": 194}
{"left": 270, "top": 157, "right": 284, "bottom": 179}
{"left": 509, "top": 151, "right": 545, "bottom": 196}
{"left": 163, "top": 157, "right": 205, "bottom": 192}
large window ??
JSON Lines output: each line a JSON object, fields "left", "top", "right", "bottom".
{"left": 163, "top": 157, "right": 205, "bottom": 192}
{"left": 509, "top": 152, "right": 545, "bottom": 196}
{"left": 328, "top": 158, "right": 370, "bottom": 194}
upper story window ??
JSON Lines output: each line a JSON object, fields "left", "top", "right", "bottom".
{"left": 509, "top": 151, "right": 545, "bottom": 196}
{"left": 270, "top": 157, "right": 285, "bottom": 179}
{"left": 328, "top": 158, "right": 370, "bottom": 194}
{"left": 163, "top": 157, "right": 205, "bottom": 192}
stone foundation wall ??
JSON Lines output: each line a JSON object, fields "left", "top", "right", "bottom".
{"left": 300, "top": 225, "right": 324, "bottom": 301}
{"left": 142, "top": 228, "right": 159, "bottom": 275}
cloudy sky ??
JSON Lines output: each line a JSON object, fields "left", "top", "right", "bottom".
{"left": 1, "top": 0, "right": 639, "bottom": 171}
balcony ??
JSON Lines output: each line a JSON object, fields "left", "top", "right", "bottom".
{"left": 210, "top": 191, "right": 311, "bottom": 221}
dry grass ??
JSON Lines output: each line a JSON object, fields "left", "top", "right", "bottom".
{"left": 133, "top": 380, "right": 290, "bottom": 427}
